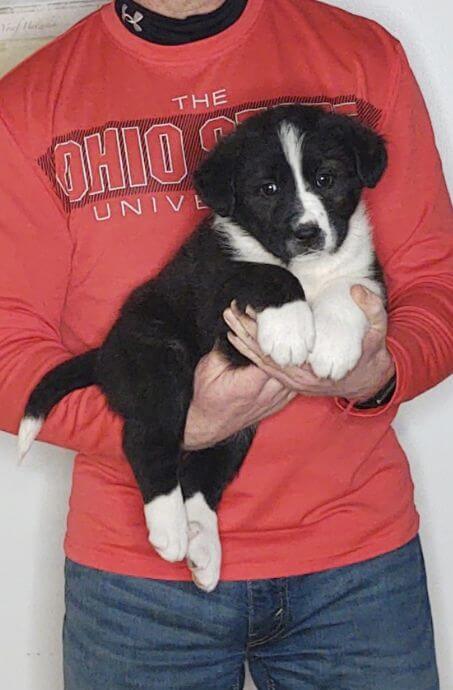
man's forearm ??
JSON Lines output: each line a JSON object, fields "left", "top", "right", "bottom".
{"left": 183, "top": 401, "right": 220, "bottom": 451}
{"left": 386, "top": 281, "right": 453, "bottom": 406}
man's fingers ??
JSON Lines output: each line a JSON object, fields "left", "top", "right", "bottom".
{"left": 227, "top": 332, "right": 268, "bottom": 367}
{"left": 230, "top": 301, "right": 258, "bottom": 336}
{"left": 351, "top": 285, "right": 387, "bottom": 334}
{"left": 227, "top": 333, "right": 289, "bottom": 387}
{"left": 245, "top": 305, "right": 257, "bottom": 320}
{"left": 225, "top": 321, "right": 262, "bottom": 360}
{"left": 225, "top": 334, "right": 294, "bottom": 399}
{"left": 230, "top": 299, "right": 256, "bottom": 320}
{"left": 226, "top": 304, "right": 281, "bottom": 368}
{"left": 224, "top": 304, "right": 258, "bottom": 343}
{"left": 224, "top": 303, "right": 272, "bottom": 365}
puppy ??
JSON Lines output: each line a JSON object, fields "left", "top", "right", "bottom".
{"left": 18, "top": 105, "right": 387, "bottom": 592}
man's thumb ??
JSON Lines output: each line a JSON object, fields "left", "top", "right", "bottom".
{"left": 351, "top": 285, "right": 387, "bottom": 332}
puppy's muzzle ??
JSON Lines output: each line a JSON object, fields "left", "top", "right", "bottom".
{"left": 293, "top": 223, "right": 320, "bottom": 241}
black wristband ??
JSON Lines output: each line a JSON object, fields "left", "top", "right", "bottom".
{"left": 353, "top": 373, "right": 397, "bottom": 410}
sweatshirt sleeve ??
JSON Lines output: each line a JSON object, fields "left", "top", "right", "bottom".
{"left": 341, "top": 42, "right": 453, "bottom": 417}
{"left": 0, "top": 114, "right": 124, "bottom": 458}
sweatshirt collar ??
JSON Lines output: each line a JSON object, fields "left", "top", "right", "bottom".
{"left": 101, "top": 0, "right": 264, "bottom": 66}
{"left": 115, "top": 0, "right": 248, "bottom": 46}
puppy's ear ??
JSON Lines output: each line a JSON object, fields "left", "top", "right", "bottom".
{"left": 193, "top": 133, "right": 241, "bottom": 217}
{"left": 350, "top": 122, "right": 387, "bottom": 188}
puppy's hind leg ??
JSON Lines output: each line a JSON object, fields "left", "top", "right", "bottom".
{"left": 180, "top": 428, "right": 255, "bottom": 592}
{"left": 123, "top": 420, "right": 189, "bottom": 563}
{"left": 121, "top": 344, "right": 195, "bottom": 564}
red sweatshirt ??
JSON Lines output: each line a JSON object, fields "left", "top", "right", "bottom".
{"left": 0, "top": 0, "right": 452, "bottom": 581}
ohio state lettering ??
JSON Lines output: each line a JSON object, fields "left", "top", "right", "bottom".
{"left": 39, "top": 95, "right": 382, "bottom": 210}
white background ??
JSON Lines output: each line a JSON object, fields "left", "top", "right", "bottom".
{"left": 0, "top": 1, "right": 104, "bottom": 40}
{"left": 0, "top": 1, "right": 451, "bottom": 689}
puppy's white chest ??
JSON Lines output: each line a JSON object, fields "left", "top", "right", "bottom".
{"left": 288, "top": 262, "right": 332, "bottom": 304}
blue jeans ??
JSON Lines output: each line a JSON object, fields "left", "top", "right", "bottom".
{"left": 63, "top": 536, "right": 439, "bottom": 689}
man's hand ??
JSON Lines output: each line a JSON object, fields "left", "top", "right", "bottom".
{"left": 223, "top": 285, "right": 395, "bottom": 402}
{"left": 183, "top": 349, "right": 296, "bottom": 451}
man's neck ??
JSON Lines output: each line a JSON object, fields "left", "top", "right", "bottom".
{"left": 138, "top": 1, "right": 226, "bottom": 20}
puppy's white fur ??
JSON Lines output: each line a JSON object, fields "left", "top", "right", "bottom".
{"left": 185, "top": 491, "right": 221, "bottom": 593}
{"left": 144, "top": 485, "right": 188, "bottom": 563}
{"left": 308, "top": 285, "right": 369, "bottom": 380}
{"left": 278, "top": 122, "right": 335, "bottom": 251}
{"left": 215, "top": 202, "right": 382, "bottom": 380}
{"left": 289, "top": 202, "right": 383, "bottom": 302}
{"left": 257, "top": 300, "right": 314, "bottom": 367}
{"left": 214, "top": 216, "right": 281, "bottom": 267}
{"left": 291, "top": 203, "right": 383, "bottom": 379}
{"left": 17, "top": 416, "right": 44, "bottom": 463}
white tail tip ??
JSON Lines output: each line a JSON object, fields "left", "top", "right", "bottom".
{"left": 17, "top": 416, "right": 43, "bottom": 464}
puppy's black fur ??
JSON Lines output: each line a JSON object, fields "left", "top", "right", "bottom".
{"left": 20, "top": 106, "right": 387, "bottom": 578}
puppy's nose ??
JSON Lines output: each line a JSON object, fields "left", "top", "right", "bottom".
{"left": 293, "top": 223, "right": 320, "bottom": 240}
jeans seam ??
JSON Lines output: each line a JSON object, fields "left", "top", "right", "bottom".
{"left": 247, "top": 624, "right": 284, "bottom": 649}
{"left": 250, "top": 655, "right": 276, "bottom": 690}
{"left": 247, "top": 580, "right": 288, "bottom": 650}
{"left": 246, "top": 580, "right": 254, "bottom": 639}
{"left": 283, "top": 578, "right": 290, "bottom": 631}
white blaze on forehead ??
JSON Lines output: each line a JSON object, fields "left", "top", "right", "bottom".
{"left": 278, "top": 121, "right": 335, "bottom": 251}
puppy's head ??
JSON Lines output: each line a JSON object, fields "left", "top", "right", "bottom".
{"left": 194, "top": 105, "right": 387, "bottom": 263}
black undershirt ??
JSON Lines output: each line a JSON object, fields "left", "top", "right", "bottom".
{"left": 115, "top": 0, "right": 248, "bottom": 45}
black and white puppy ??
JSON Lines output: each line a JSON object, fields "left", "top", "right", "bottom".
{"left": 18, "top": 105, "right": 387, "bottom": 592}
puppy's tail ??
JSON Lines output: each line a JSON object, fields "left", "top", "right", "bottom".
{"left": 18, "top": 349, "right": 99, "bottom": 462}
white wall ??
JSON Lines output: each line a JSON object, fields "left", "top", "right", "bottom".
{"left": 0, "top": 2, "right": 451, "bottom": 689}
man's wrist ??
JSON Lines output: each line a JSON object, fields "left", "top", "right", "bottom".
{"left": 353, "top": 372, "right": 397, "bottom": 409}
{"left": 344, "top": 349, "right": 396, "bottom": 409}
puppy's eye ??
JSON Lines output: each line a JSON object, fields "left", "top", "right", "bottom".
{"left": 260, "top": 182, "right": 279, "bottom": 196}
{"left": 315, "top": 173, "right": 335, "bottom": 189}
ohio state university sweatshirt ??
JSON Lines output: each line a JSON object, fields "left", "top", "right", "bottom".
{"left": 0, "top": 0, "right": 452, "bottom": 580}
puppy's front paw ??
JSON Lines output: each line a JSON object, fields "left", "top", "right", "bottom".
{"left": 309, "top": 304, "right": 367, "bottom": 381}
{"left": 257, "top": 300, "right": 314, "bottom": 367}
{"left": 144, "top": 485, "right": 188, "bottom": 562}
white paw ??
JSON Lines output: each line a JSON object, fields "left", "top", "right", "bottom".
{"left": 308, "top": 303, "right": 367, "bottom": 381}
{"left": 187, "top": 523, "right": 221, "bottom": 593}
{"left": 185, "top": 493, "right": 221, "bottom": 593}
{"left": 257, "top": 300, "right": 314, "bottom": 367}
{"left": 144, "top": 485, "right": 188, "bottom": 562}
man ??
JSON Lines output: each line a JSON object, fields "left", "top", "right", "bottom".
{"left": 0, "top": 1, "right": 451, "bottom": 688}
